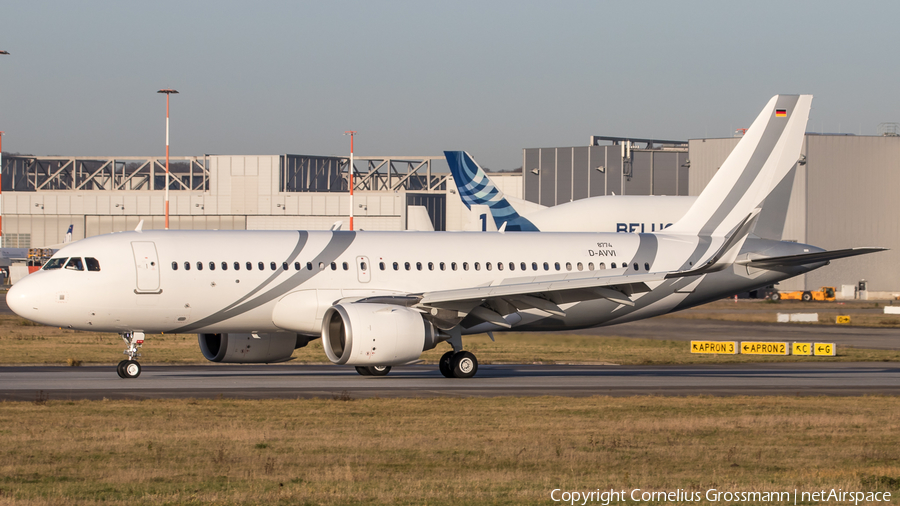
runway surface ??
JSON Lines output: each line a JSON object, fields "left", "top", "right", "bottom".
{"left": 2, "top": 362, "right": 899, "bottom": 400}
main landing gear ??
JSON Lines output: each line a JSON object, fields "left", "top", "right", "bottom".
{"left": 117, "top": 332, "right": 144, "bottom": 379}
{"left": 355, "top": 365, "right": 392, "bottom": 376}
{"left": 439, "top": 350, "right": 478, "bottom": 378}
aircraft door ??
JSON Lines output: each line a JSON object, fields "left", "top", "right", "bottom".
{"left": 356, "top": 256, "right": 371, "bottom": 283}
{"left": 132, "top": 241, "right": 161, "bottom": 293}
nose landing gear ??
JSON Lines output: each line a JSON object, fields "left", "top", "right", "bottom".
{"left": 117, "top": 332, "right": 144, "bottom": 379}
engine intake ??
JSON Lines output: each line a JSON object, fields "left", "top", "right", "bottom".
{"left": 198, "top": 332, "right": 310, "bottom": 363}
{"left": 322, "top": 303, "right": 443, "bottom": 366}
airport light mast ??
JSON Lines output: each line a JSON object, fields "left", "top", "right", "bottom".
{"left": 344, "top": 131, "right": 357, "bottom": 230}
{"left": 1, "top": 50, "right": 8, "bottom": 244}
{"left": 157, "top": 89, "right": 178, "bottom": 229}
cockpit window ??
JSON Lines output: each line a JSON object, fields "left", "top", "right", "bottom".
{"left": 65, "top": 257, "right": 84, "bottom": 271}
{"left": 85, "top": 257, "right": 101, "bottom": 271}
{"left": 42, "top": 257, "right": 68, "bottom": 270}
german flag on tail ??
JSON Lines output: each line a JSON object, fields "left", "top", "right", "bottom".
{"left": 775, "top": 109, "right": 787, "bottom": 117}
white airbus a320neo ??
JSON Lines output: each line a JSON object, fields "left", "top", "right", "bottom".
{"left": 7, "top": 95, "right": 884, "bottom": 379}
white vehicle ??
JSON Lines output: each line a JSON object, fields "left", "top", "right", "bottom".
{"left": 7, "top": 95, "right": 883, "bottom": 380}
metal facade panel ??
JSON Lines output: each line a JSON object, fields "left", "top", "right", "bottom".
{"left": 605, "top": 147, "right": 622, "bottom": 196}
{"left": 804, "top": 135, "right": 900, "bottom": 291}
{"left": 556, "top": 148, "right": 573, "bottom": 204}
{"left": 676, "top": 152, "right": 690, "bottom": 196}
{"left": 539, "top": 149, "right": 556, "bottom": 205}
{"left": 687, "top": 138, "right": 740, "bottom": 195}
{"left": 523, "top": 149, "right": 540, "bottom": 203}
{"left": 572, "top": 147, "right": 590, "bottom": 200}
{"left": 624, "top": 151, "right": 652, "bottom": 195}
{"left": 652, "top": 152, "right": 678, "bottom": 195}
{"left": 587, "top": 146, "right": 609, "bottom": 197}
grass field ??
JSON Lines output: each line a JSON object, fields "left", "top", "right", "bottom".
{"left": 2, "top": 314, "right": 900, "bottom": 366}
{"left": 0, "top": 396, "right": 898, "bottom": 505}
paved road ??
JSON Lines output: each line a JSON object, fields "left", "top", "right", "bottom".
{"left": 2, "top": 362, "right": 899, "bottom": 400}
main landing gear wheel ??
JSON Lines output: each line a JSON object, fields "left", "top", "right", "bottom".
{"left": 355, "top": 365, "right": 392, "bottom": 376}
{"left": 439, "top": 351, "right": 455, "bottom": 378}
{"left": 117, "top": 359, "right": 141, "bottom": 379}
{"left": 440, "top": 351, "right": 478, "bottom": 378}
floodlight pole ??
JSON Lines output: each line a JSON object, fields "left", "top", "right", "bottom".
{"left": 344, "top": 131, "right": 357, "bottom": 231}
{"left": 157, "top": 89, "right": 179, "bottom": 229}
{"left": 0, "top": 52, "right": 7, "bottom": 244}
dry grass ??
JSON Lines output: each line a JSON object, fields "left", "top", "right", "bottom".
{"left": 663, "top": 299, "right": 900, "bottom": 327}
{"left": 2, "top": 314, "right": 899, "bottom": 366}
{"left": 0, "top": 396, "right": 898, "bottom": 505}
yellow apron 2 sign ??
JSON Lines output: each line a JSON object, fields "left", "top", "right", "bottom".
{"left": 691, "top": 341, "right": 737, "bottom": 354}
{"left": 741, "top": 342, "right": 789, "bottom": 355}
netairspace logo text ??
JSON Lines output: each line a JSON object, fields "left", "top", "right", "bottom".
{"left": 549, "top": 488, "right": 892, "bottom": 505}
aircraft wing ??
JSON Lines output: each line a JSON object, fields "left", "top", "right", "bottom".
{"left": 737, "top": 247, "right": 887, "bottom": 268}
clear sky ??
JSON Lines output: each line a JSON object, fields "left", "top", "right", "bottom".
{"left": 2, "top": 1, "right": 898, "bottom": 171}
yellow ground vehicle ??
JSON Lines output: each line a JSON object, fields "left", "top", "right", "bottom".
{"left": 769, "top": 286, "right": 836, "bottom": 302}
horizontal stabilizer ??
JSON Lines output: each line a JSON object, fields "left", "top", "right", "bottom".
{"left": 738, "top": 247, "right": 887, "bottom": 268}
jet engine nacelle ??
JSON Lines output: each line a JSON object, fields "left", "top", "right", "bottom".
{"left": 198, "top": 332, "right": 309, "bottom": 363}
{"left": 321, "top": 303, "right": 444, "bottom": 366}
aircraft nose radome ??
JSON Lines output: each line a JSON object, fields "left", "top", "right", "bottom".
{"left": 6, "top": 277, "right": 39, "bottom": 318}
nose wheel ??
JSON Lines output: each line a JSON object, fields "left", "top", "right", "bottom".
{"left": 117, "top": 332, "right": 145, "bottom": 379}
{"left": 116, "top": 360, "right": 142, "bottom": 378}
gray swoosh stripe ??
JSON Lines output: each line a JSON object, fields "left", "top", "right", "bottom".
{"left": 172, "top": 231, "right": 356, "bottom": 333}
{"left": 217, "top": 231, "right": 309, "bottom": 314}
{"left": 699, "top": 95, "right": 799, "bottom": 237}
{"left": 629, "top": 234, "right": 658, "bottom": 271}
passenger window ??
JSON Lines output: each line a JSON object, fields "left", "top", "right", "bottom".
{"left": 565, "top": 262, "right": 572, "bottom": 271}
{"left": 554, "top": 262, "right": 560, "bottom": 271}
{"left": 65, "top": 258, "right": 84, "bottom": 271}
{"left": 307, "top": 262, "right": 313, "bottom": 270}
{"left": 246, "top": 262, "right": 252, "bottom": 270}
{"left": 405, "top": 262, "right": 410, "bottom": 271}
{"left": 393, "top": 262, "right": 399, "bottom": 271}
{"left": 599, "top": 263, "right": 605, "bottom": 269}
{"left": 209, "top": 262, "right": 216, "bottom": 271}
{"left": 171, "top": 261, "right": 178, "bottom": 271}
{"left": 197, "top": 262, "right": 203, "bottom": 271}
{"left": 532, "top": 262, "right": 538, "bottom": 271}
{"left": 330, "top": 262, "right": 337, "bottom": 271}
{"left": 42, "top": 258, "right": 67, "bottom": 270}
{"left": 258, "top": 262, "right": 264, "bottom": 271}
{"left": 222, "top": 262, "right": 228, "bottom": 271}
{"left": 283, "top": 262, "right": 289, "bottom": 271}
{"left": 184, "top": 261, "right": 191, "bottom": 271}
{"left": 294, "top": 262, "right": 301, "bottom": 270}
{"left": 463, "top": 262, "right": 469, "bottom": 271}
{"left": 543, "top": 262, "right": 549, "bottom": 271}
{"left": 633, "top": 263, "right": 639, "bottom": 270}
{"left": 497, "top": 262, "right": 503, "bottom": 271}
{"left": 451, "top": 262, "right": 457, "bottom": 271}
{"left": 588, "top": 262, "right": 594, "bottom": 271}
{"left": 85, "top": 257, "right": 101, "bottom": 271}
{"left": 319, "top": 262, "right": 325, "bottom": 270}
{"left": 577, "top": 262, "right": 583, "bottom": 271}
{"left": 416, "top": 262, "right": 422, "bottom": 271}
{"left": 379, "top": 262, "right": 385, "bottom": 270}
{"left": 360, "top": 261, "right": 367, "bottom": 270}
{"left": 611, "top": 263, "right": 617, "bottom": 269}
{"left": 486, "top": 262, "right": 492, "bottom": 271}
{"left": 644, "top": 262, "right": 650, "bottom": 271}
{"left": 440, "top": 262, "right": 445, "bottom": 271}
{"left": 474, "top": 262, "right": 481, "bottom": 271}
{"left": 342, "top": 262, "right": 348, "bottom": 270}
{"left": 428, "top": 262, "right": 434, "bottom": 271}
{"left": 271, "top": 262, "right": 277, "bottom": 271}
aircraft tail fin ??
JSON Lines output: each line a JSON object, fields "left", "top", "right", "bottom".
{"left": 666, "top": 95, "right": 812, "bottom": 238}
{"left": 445, "top": 151, "right": 538, "bottom": 231}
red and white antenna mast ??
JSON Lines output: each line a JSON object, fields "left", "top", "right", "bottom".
{"left": 157, "top": 89, "right": 179, "bottom": 229}
{"left": 343, "top": 131, "right": 357, "bottom": 231}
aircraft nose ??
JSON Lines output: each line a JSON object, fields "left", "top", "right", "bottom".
{"left": 6, "top": 275, "right": 42, "bottom": 319}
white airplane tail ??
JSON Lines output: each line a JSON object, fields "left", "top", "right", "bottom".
{"left": 666, "top": 95, "right": 811, "bottom": 238}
